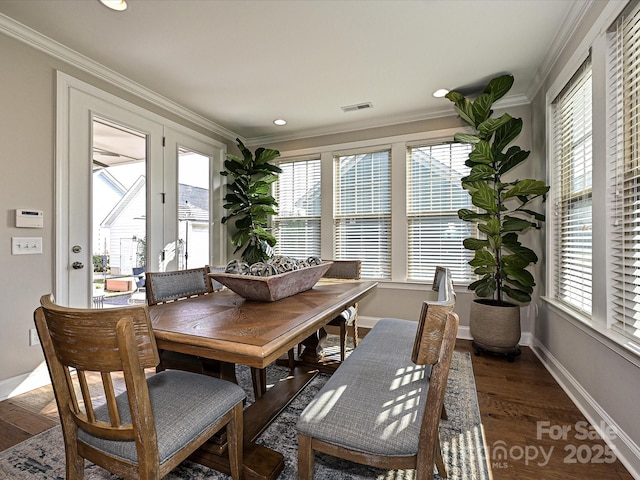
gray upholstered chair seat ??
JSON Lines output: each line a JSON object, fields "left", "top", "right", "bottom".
{"left": 297, "top": 318, "right": 430, "bottom": 456}
{"left": 78, "top": 370, "right": 246, "bottom": 464}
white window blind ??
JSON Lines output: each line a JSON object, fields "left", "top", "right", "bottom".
{"left": 609, "top": 2, "right": 640, "bottom": 341}
{"left": 551, "top": 57, "right": 593, "bottom": 316}
{"left": 334, "top": 149, "right": 391, "bottom": 279}
{"left": 407, "top": 142, "right": 475, "bottom": 283}
{"left": 272, "top": 158, "right": 321, "bottom": 259}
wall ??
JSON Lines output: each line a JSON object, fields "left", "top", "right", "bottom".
{"left": 0, "top": 31, "right": 234, "bottom": 391}
{"left": 530, "top": 0, "right": 640, "bottom": 476}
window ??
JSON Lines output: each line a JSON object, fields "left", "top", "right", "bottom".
{"left": 272, "top": 158, "right": 321, "bottom": 259}
{"left": 334, "top": 149, "right": 391, "bottom": 279}
{"left": 609, "top": 2, "right": 640, "bottom": 341}
{"left": 407, "top": 142, "right": 475, "bottom": 283}
{"left": 550, "top": 58, "right": 593, "bottom": 316}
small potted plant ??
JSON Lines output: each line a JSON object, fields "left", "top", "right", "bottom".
{"left": 445, "top": 74, "right": 549, "bottom": 360}
{"left": 221, "top": 138, "right": 282, "bottom": 265}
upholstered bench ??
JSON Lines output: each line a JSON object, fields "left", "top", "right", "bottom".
{"left": 296, "top": 267, "right": 457, "bottom": 479}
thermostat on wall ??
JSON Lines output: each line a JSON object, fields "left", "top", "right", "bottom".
{"left": 16, "top": 209, "right": 44, "bottom": 228}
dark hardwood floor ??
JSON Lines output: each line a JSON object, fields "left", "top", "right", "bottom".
{"left": 0, "top": 340, "right": 633, "bottom": 479}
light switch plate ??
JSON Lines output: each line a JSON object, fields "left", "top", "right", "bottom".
{"left": 11, "top": 237, "right": 43, "bottom": 255}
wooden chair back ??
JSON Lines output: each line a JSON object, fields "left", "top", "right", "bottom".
{"left": 413, "top": 306, "right": 459, "bottom": 478}
{"left": 35, "top": 294, "right": 161, "bottom": 466}
{"left": 34, "top": 293, "right": 245, "bottom": 480}
{"left": 413, "top": 266, "right": 456, "bottom": 365}
{"left": 322, "top": 259, "right": 361, "bottom": 280}
{"left": 145, "top": 266, "right": 213, "bottom": 305}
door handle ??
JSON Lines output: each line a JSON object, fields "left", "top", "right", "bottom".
{"left": 72, "top": 261, "right": 84, "bottom": 269}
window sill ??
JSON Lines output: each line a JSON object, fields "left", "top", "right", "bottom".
{"left": 541, "top": 296, "right": 640, "bottom": 368}
{"left": 374, "top": 280, "right": 472, "bottom": 292}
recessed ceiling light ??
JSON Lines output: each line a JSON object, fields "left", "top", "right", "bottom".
{"left": 273, "top": 119, "right": 287, "bottom": 126}
{"left": 433, "top": 89, "right": 449, "bottom": 98}
{"left": 99, "top": 0, "right": 128, "bottom": 11}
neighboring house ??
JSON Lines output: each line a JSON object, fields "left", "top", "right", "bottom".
{"left": 100, "top": 178, "right": 210, "bottom": 274}
{"left": 178, "top": 184, "right": 210, "bottom": 270}
{"left": 92, "top": 168, "right": 127, "bottom": 259}
{"left": 100, "top": 176, "right": 146, "bottom": 276}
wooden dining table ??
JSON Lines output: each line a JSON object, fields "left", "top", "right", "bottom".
{"left": 148, "top": 278, "right": 377, "bottom": 480}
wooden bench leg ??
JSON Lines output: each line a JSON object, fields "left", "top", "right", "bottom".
{"left": 435, "top": 440, "right": 447, "bottom": 478}
{"left": 298, "top": 434, "right": 314, "bottom": 480}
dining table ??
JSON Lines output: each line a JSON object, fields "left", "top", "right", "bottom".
{"left": 148, "top": 278, "right": 378, "bottom": 480}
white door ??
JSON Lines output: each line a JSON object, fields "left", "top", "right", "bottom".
{"left": 56, "top": 73, "right": 227, "bottom": 307}
{"left": 163, "top": 128, "right": 226, "bottom": 272}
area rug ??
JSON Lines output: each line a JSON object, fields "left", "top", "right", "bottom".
{"left": 0, "top": 350, "right": 490, "bottom": 480}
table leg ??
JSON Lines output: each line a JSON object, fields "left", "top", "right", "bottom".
{"left": 190, "top": 365, "right": 318, "bottom": 480}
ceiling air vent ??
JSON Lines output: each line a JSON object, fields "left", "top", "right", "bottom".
{"left": 341, "top": 102, "right": 373, "bottom": 113}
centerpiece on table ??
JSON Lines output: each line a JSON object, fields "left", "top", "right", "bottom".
{"left": 216, "top": 139, "right": 331, "bottom": 301}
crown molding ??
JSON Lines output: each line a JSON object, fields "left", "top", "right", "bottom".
{"left": 527, "top": 0, "right": 593, "bottom": 101}
{"left": 0, "top": 13, "right": 239, "bottom": 142}
{"left": 245, "top": 93, "right": 531, "bottom": 146}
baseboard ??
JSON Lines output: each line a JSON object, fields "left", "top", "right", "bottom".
{"left": 0, "top": 362, "right": 52, "bottom": 402}
{"left": 531, "top": 338, "right": 640, "bottom": 479}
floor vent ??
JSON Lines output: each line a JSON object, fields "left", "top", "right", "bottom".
{"left": 341, "top": 102, "right": 373, "bottom": 112}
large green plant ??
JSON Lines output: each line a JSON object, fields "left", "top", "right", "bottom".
{"left": 445, "top": 75, "right": 549, "bottom": 305}
{"left": 221, "top": 138, "right": 282, "bottom": 264}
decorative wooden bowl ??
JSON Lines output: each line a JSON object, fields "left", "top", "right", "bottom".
{"left": 210, "top": 261, "right": 333, "bottom": 302}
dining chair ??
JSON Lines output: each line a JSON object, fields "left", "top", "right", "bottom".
{"left": 322, "top": 259, "right": 362, "bottom": 361}
{"left": 34, "top": 294, "right": 245, "bottom": 480}
{"left": 146, "top": 266, "right": 219, "bottom": 374}
{"left": 294, "top": 259, "right": 361, "bottom": 363}
{"left": 145, "top": 266, "right": 213, "bottom": 306}
{"left": 297, "top": 303, "right": 459, "bottom": 480}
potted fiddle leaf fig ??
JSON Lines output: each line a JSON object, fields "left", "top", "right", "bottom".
{"left": 445, "top": 74, "right": 549, "bottom": 360}
{"left": 221, "top": 138, "right": 282, "bottom": 265}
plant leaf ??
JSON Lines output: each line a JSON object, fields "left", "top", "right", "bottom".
{"left": 470, "top": 249, "right": 497, "bottom": 267}
{"left": 502, "top": 285, "right": 531, "bottom": 303}
{"left": 471, "top": 184, "right": 498, "bottom": 213}
{"left": 502, "top": 216, "right": 534, "bottom": 232}
{"left": 471, "top": 276, "right": 496, "bottom": 298}
{"left": 478, "top": 113, "right": 512, "bottom": 139}
{"left": 458, "top": 208, "right": 492, "bottom": 222}
{"left": 464, "top": 164, "right": 495, "bottom": 181}
{"left": 454, "top": 132, "right": 481, "bottom": 144}
{"left": 498, "top": 146, "right": 529, "bottom": 174}
{"left": 502, "top": 179, "right": 550, "bottom": 199}
{"left": 472, "top": 93, "right": 493, "bottom": 125}
{"left": 484, "top": 74, "right": 514, "bottom": 102}
{"left": 469, "top": 140, "right": 493, "bottom": 165}
{"left": 492, "top": 117, "right": 522, "bottom": 153}
{"left": 463, "top": 237, "right": 489, "bottom": 250}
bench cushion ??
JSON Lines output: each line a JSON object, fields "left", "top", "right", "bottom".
{"left": 297, "top": 318, "right": 430, "bottom": 456}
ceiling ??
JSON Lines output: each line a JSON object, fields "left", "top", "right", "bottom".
{"left": 0, "top": 0, "right": 585, "bottom": 145}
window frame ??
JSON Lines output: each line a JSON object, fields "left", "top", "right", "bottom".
{"left": 272, "top": 156, "right": 322, "bottom": 260}
{"left": 406, "top": 141, "right": 477, "bottom": 284}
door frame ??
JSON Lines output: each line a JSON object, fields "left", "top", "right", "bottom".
{"left": 56, "top": 72, "right": 227, "bottom": 306}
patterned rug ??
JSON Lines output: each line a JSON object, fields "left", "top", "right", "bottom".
{"left": 0, "top": 350, "right": 490, "bottom": 480}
